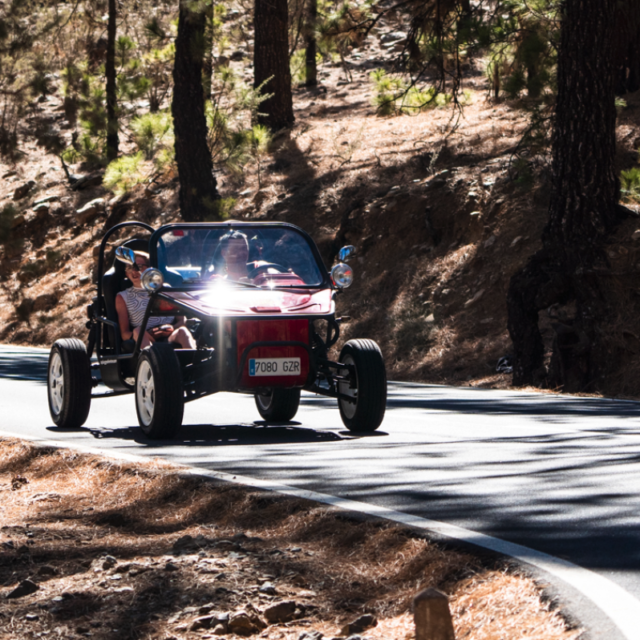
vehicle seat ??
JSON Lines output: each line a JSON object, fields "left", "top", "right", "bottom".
{"left": 102, "top": 238, "right": 149, "bottom": 352}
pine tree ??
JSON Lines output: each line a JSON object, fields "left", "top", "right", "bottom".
{"left": 507, "top": 0, "right": 623, "bottom": 391}
{"left": 254, "top": 0, "right": 294, "bottom": 130}
{"left": 172, "top": 0, "right": 220, "bottom": 221}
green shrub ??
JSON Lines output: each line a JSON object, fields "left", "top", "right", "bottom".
{"left": 131, "top": 111, "right": 173, "bottom": 160}
{"left": 621, "top": 167, "right": 640, "bottom": 203}
{"left": 103, "top": 153, "right": 146, "bottom": 195}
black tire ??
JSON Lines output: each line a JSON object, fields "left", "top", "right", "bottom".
{"left": 47, "top": 338, "right": 92, "bottom": 429}
{"left": 255, "top": 388, "right": 301, "bottom": 422}
{"left": 338, "top": 339, "right": 387, "bottom": 432}
{"left": 135, "top": 343, "right": 184, "bottom": 438}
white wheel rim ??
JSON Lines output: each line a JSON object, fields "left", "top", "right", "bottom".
{"left": 257, "top": 391, "right": 273, "bottom": 411}
{"left": 136, "top": 360, "right": 155, "bottom": 427}
{"left": 338, "top": 354, "right": 357, "bottom": 419}
{"left": 49, "top": 352, "right": 64, "bottom": 416}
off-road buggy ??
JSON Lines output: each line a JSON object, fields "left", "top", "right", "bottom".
{"left": 47, "top": 221, "right": 387, "bottom": 438}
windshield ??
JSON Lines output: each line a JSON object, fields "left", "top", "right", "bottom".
{"left": 155, "top": 225, "right": 325, "bottom": 288}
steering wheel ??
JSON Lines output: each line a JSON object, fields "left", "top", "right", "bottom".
{"left": 248, "top": 263, "right": 289, "bottom": 279}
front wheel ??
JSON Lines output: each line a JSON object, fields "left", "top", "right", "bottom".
{"left": 338, "top": 339, "right": 387, "bottom": 432}
{"left": 47, "top": 339, "right": 92, "bottom": 429}
{"left": 135, "top": 343, "right": 184, "bottom": 439}
{"left": 255, "top": 388, "right": 301, "bottom": 422}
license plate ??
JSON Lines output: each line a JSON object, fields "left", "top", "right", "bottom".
{"left": 249, "top": 358, "right": 301, "bottom": 376}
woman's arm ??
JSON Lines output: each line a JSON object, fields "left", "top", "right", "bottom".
{"left": 115, "top": 294, "right": 133, "bottom": 341}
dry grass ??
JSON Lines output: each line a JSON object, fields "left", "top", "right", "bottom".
{"left": 0, "top": 438, "right": 581, "bottom": 640}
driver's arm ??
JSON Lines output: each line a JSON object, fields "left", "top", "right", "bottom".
{"left": 115, "top": 294, "right": 133, "bottom": 341}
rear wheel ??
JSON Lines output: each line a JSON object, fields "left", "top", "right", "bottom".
{"left": 338, "top": 339, "right": 387, "bottom": 432}
{"left": 135, "top": 343, "right": 184, "bottom": 438}
{"left": 47, "top": 339, "right": 92, "bottom": 429}
{"left": 255, "top": 388, "right": 301, "bottom": 422}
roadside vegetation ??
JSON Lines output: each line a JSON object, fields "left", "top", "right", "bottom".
{"left": 0, "top": 438, "right": 580, "bottom": 640}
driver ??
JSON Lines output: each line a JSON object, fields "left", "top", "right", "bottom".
{"left": 210, "top": 231, "right": 275, "bottom": 282}
{"left": 115, "top": 250, "right": 196, "bottom": 350}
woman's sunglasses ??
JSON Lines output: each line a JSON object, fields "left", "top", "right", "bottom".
{"left": 128, "top": 263, "right": 149, "bottom": 273}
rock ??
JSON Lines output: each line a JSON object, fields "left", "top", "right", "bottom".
{"left": 483, "top": 235, "right": 496, "bottom": 248}
{"left": 173, "top": 534, "right": 196, "bottom": 552}
{"left": 25, "top": 613, "right": 39, "bottom": 621}
{"left": 75, "top": 198, "right": 106, "bottom": 224}
{"left": 299, "top": 632, "right": 324, "bottom": 640}
{"left": 340, "top": 615, "right": 377, "bottom": 636}
{"left": 11, "top": 214, "right": 25, "bottom": 228}
{"left": 7, "top": 579, "right": 39, "bottom": 598}
{"left": 213, "top": 623, "right": 227, "bottom": 635}
{"left": 259, "top": 582, "right": 277, "bottom": 595}
{"left": 632, "top": 229, "right": 640, "bottom": 241}
{"left": 13, "top": 180, "right": 36, "bottom": 200}
{"left": 37, "top": 565, "right": 58, "bottom": 577}
{"left": 263, "top": 600, "right": 297, "bottom": 624}
{"left": 33, "top": 202, "right": 50, "bottom": 217}
{"left": 34, "top": 195, "right": 59, "bottom": 206}
{"left": 165, "top": 562, "right": 179, "bottom": 572}
{"left": 33, "top": 292, "right": 58, "bottom": 312}
{"left": 102, "top": 555, "right": 117, "bottom": 570}
{"left": 464, "top": 289, "right": 485, "bottom": 307}
{"left": 71, "top": 171, "right": 103, "bottom": 191}
{"left": 228, "top": 609, "right": 264, "bottom": 635}
{"left": 190, "top": 615, "right": 217, "bottom": 631}
{"left": 78, "top": 275, "right": 91, "bottom": 285}
{"left": 380, "top": 31, "right": 406, "bottom": 43}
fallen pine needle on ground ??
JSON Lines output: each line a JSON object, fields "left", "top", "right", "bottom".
{"left": 0, "top": 438, "right": 581, "bottom": 640}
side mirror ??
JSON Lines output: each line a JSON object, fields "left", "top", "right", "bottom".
{"left": 338, "top": 245, "right": 356, "bottom": 263}
{"left": 115, "top": 246, "right": 136, "bottom": 266}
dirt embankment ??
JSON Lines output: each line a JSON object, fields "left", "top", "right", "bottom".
{"left": 0, "top": 438, "right": 580, "bottom": 640}
{"left": 2, "top": 24, "right": 640, "bottom": 395}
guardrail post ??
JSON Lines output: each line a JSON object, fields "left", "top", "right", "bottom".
{"left": 414, "top": 588, "right": 456, "bottom": 640}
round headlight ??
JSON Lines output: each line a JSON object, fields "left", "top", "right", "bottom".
{"left": 141, "top": 268, "right": 164, "bottom": 292}
{"left": 331, "top": 263, "right": 354, "bottom": 289}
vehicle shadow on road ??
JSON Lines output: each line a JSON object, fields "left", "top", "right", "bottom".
{"left": 46, "top": 422, "right": 353, "bottom": 446}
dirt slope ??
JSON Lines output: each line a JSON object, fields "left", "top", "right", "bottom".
{"left": 2, "top": 29, "right": 640, "bottom": 395}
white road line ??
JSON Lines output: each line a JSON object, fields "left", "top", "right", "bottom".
{"left": 2, "top": 428, "right": 640, "bottom": 639}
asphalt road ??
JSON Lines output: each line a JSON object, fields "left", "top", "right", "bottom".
{"left": 2, "top": 344, "right": 640, "bottom": 640}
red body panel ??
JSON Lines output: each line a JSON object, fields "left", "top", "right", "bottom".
{"left": 236, "top": 319, "right": 309, "bottom": 388}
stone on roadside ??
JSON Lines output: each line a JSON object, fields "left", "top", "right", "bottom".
{"left": 11, "top": 214, "right": 25, "bottom": 228}
{"left": 259, "top": 581, "right": 277, "bottom": 595}
{"left": 33, "top": 202, "right": 50, "bottom": 218}
{"left": 34, "top": 194, "right": 60, "bottom": 206}
{"left": 632, "top": 229, "right": 640, "bottom": 241}
{"left": 75, "top": 198, "right": 106, "bottom": 224}
{"left": 340, "top": 614, "right": 377, "bottom": 636}
{"left": 71, "top": 171, "right": 103, "bottom": 191}
{"left": 102, "top": 555, "right": 117, "bottom": 570}
{"left": 263, "top": 600, "right": 297, "bottom": 624}
{"left": 299, "top": 631, "right": 323, "bottom": 640}
{"left": 37, "top": 565, "right": 58, "bottom": 577}
{"left": 13, "top": 180, "right": 36, "bottom": 200}
{"left": 7, "top": 579, "right": 39, "bottom": 598}
{"left": 33, "top": 292, "right": 58, "bottom": 312}
{"left": 228, "top": 609, "right": 264, "bottom": 634}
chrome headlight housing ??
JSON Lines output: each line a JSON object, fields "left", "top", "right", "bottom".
{"left": 141, "top": 268, "right": 164, "bottom": 292}
{"left": 331, "top": 262, "right": 354, "bottom": 289}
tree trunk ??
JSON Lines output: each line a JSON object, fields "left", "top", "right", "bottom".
{"left": 254, "top": 0, "right": 294, "bottom": 130}
{"left": 507, "top": 0, "right": 622, "bottom": 391}
{"left": 105, "top": 0, "right": 118, "bottom": 162}
{"left": 202, "top": 1, "right": 214, "bottom": 101}
{"left": 172, "top": 0, "right": 220, "bottom": 222}
{"left": 304, "top": 0, "right": 317, "bottom": 87}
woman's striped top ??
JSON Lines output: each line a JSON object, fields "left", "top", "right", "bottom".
{"left": 119, "top": 286, "right": 173, "bottom": 329}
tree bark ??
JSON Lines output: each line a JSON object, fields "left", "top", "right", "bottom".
{"left": 105, "top": 0, "right": 118, "bottom": 162}
{"left": 507, "top": 0, "right": 622, "bottom": 391}
{"left": 172, "top": 0, "right": 220, "bottom": 222}
{"left": 304, "top": 0, "right": 317, "bottom": 87}
{"left": 254, "top": 0, "right": 294, "bottom": 130}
